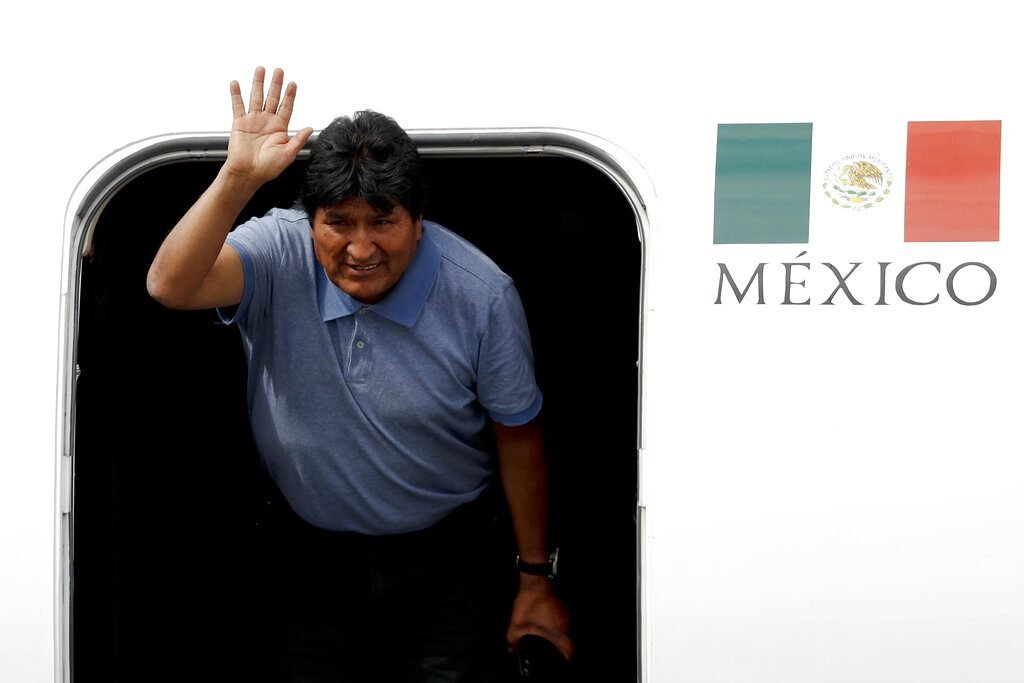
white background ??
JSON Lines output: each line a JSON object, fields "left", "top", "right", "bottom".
{"left": 2, "top": 1, "right": 1022, "bottom": 681}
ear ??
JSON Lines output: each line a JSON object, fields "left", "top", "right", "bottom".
{"left": 415, "top": 215, "right": 423, "bottom": 240}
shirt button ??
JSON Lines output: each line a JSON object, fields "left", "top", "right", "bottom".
{"left": 356, "top": 341, "right": 365, "bottom": 349}
{"left": 358, "top": 308, "right": 368, "bottom": 316}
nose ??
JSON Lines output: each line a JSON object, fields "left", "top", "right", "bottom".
{"left": 346, "top": 228, "right": 376, "bottom": 262}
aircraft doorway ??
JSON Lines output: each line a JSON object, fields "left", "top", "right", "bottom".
{"left": 67, "top": 132, "right": 645, "bottom": 681}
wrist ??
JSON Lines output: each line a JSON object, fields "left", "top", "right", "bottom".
{"left": 216, "top": 164, "right": 265, "bottom": 199}
{"left": 517, "top": 572, "right": 556, "bottom": 593}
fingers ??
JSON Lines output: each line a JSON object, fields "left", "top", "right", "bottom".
{"left": 247, "top": 66, "right": 266, "bottom": 114}
{"left": 229, "top": 80, "right": 245, "bottom": 119}
{"left": 264, "top": 68, "right": 285, "bottom": 115}
{"left": 276, "top": 80, "right": 298, "bottom": 124}
{"left": 234, "top": 67, "right": 296, "bottom": 119}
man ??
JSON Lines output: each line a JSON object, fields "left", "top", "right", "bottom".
{"left": 147, "top": 67, "right": 570, "bottom": 681}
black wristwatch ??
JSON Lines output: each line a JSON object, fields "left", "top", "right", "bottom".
{"left": 516, "top": 548, "right": 559, "bottom": 580}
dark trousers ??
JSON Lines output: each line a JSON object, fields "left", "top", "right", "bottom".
{"left": 252, "top": 488, "right": 511, "bottom": 683}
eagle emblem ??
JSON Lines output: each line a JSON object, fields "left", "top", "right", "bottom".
{"left": 823, "top": 155, "right": 893, "bottom": 210}
{"left": 839, "top": 161, "right": 884, "bottom": 190}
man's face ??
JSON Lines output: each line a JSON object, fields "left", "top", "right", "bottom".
{"left": 311, "top": 197, "right": 422, "bottom": 305}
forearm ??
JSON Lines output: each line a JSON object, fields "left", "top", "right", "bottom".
{"left": 495, "top": 418, "right": 551, "bottom": 565}
{"left": 146, "top": 165, "right": 258, "bottom": 309}
{"left": 495, "top": 418, "right": 573, "bottom": 658}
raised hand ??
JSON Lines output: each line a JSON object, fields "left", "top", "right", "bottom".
{"left": 225, "top": 66, "right": 314, "bottom": 188}
{"left": 147, "top": 67, "right": 313, "bottom": 310}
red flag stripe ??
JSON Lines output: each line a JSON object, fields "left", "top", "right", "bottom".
{"left": 905, "top": 121, "right": 1001, "bottom": 242}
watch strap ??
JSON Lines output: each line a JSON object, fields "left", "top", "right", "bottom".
{"left": 516, "top": 549, "right": 559, "bottom": 579}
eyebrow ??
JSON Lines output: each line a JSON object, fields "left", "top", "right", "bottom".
{"left": 322, "top": 208, "right": 394, "bottom": 220}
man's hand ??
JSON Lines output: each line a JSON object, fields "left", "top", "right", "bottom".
{"left": 148, "top": 66, "right": 313, "bottom": 310}
{"left": 507, "top": 574, "right": 573, "bottom": 661}
{"left": 225, "top": 66, "right": 313, "bottom": 188}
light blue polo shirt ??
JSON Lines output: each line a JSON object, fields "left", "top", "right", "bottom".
{"left": 221, "top": 208, "right": 542, "bottom": 534}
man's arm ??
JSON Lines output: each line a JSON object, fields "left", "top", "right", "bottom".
{"left": 494, "top": 417, "right": 573, "bottom": 661}
{"left": 146, "top": 66, "right": 313, "bottom": 310}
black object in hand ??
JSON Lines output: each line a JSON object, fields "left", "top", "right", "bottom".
{"left": 515, "top": 634, "right": 569, "bottom": 681}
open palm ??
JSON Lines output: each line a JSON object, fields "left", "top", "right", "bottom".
{"left": 226, "top": 67, "right": 312, "bottom": 186}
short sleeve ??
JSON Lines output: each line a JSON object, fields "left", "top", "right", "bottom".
{"left": 216, "top": 214, "right": 278, "bottom": 327}
{"left": 477, "top": 283, "right": 543, "bottom": 426}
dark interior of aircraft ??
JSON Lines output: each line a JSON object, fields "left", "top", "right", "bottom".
{"left": 72, "top": 153, "right": 641, "bottom": 681}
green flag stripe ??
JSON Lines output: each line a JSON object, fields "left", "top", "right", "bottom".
{"left": 713, "top": 123, "right": 813, "bottom": 244}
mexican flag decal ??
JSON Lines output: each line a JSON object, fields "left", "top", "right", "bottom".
{"left": 713, "top": 120, "right": 1001, "bottom": 244}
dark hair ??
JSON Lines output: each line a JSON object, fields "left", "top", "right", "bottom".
{"left": 299, "top": 110, "right": 424, "bottom": 219}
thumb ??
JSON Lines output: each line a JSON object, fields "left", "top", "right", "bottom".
{"left": 287, "top": 127, "right": 315, "bottom": 155}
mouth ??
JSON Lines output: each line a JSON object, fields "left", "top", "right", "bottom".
{"left": 345, "top": 263, "right": 382, "bottom": 273}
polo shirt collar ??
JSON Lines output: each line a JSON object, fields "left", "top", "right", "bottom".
{"left": 316, "top": 223, "right": 441, "bottom": 328}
